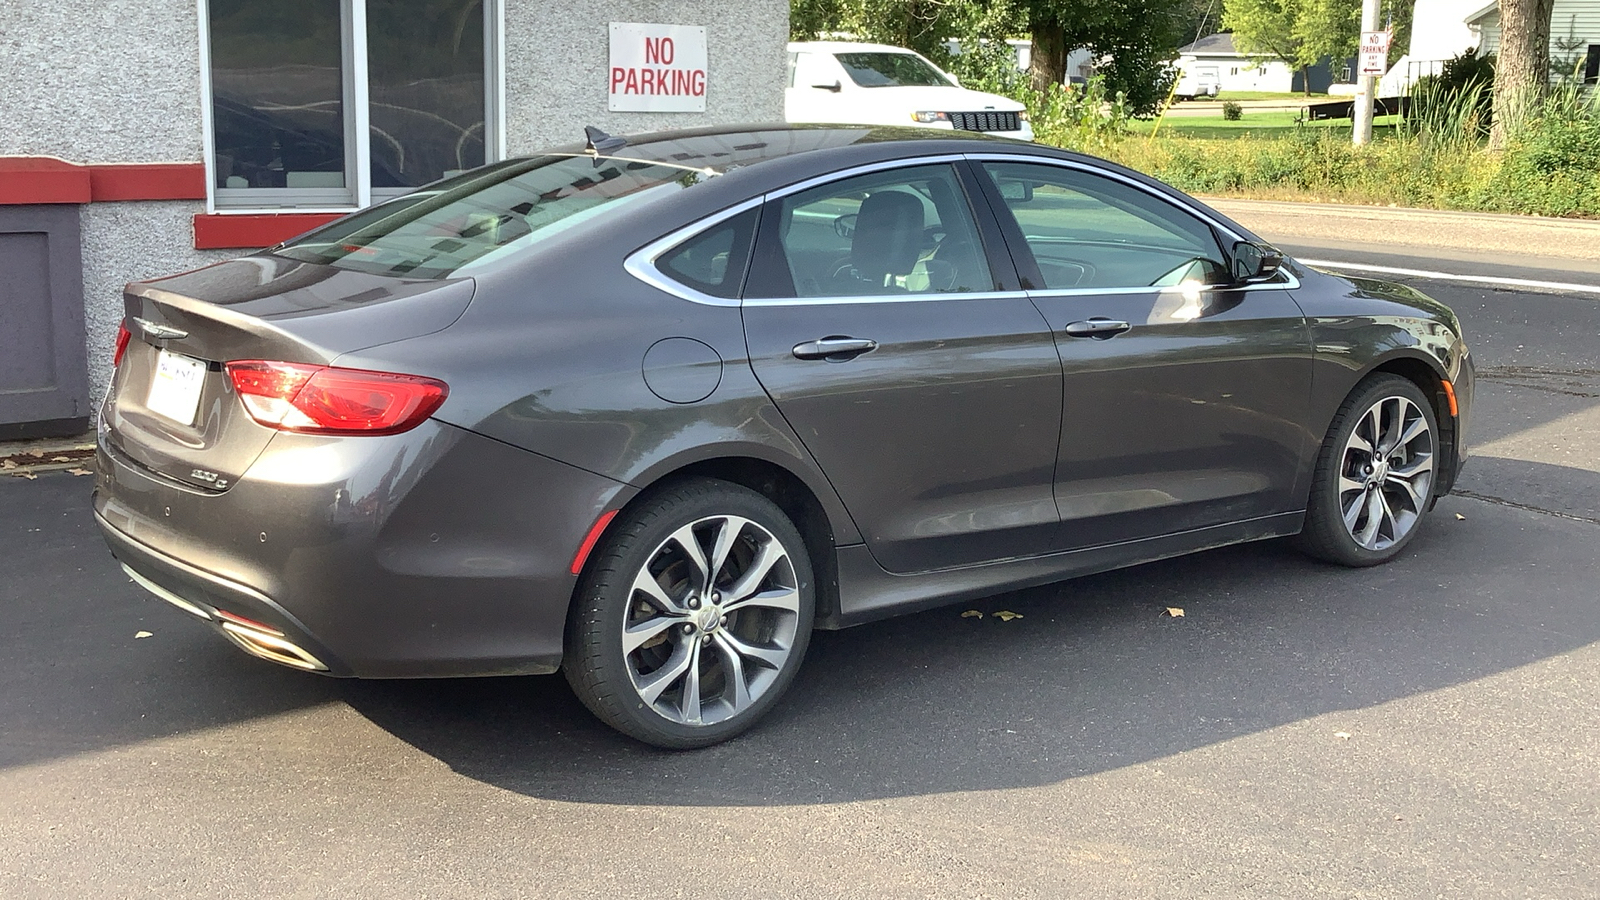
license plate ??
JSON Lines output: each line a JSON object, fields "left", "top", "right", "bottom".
{"left": 146, "top": 350, "right": 208, "bottom": 426}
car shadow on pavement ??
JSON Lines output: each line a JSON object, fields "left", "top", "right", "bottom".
{"left": 340, "top": 488, "right": 1600, "bottom": 806}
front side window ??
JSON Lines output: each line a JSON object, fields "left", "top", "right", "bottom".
{"left": 834, "top": 53, "right": 953, "bottom": 88}
{"left": 207, "top": 0, "right": 498, "bottom": 210}
{"left": 980, "top": 162, "right": 1227, "bottom": 290}
{"left": 275, "top": 156, "right": 710, "bottom": 278}
{"left": 752, "top": 164, "right": 992, "bottom": 298}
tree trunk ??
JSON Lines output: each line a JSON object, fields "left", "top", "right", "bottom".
{"left": 1030, "top": 19, "right": 1068, "bottom": 92}
{"left": 1489, "top": 0, "right": 1557, "bottom": 149}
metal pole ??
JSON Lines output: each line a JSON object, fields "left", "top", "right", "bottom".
{"left": 1352, "top": 0, "right": 1382, "bottom": 146}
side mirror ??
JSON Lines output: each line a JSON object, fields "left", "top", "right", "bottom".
{"left": 812, "top": 80, "right": 842, "bottom": 93}
{"left": 1231, "top": 240, "right": 1283, "bottom": 284}
{"left": 997, "top": 179, "right": 1034, "bottom": 203}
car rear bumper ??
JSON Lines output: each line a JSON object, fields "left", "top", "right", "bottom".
{"left": 95, "top": 419, "right": 634, "bottom": 678}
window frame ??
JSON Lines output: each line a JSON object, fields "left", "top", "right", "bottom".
{"left": 197, "top": 0, "right": 506, "bottom": 214}
{"left": 622, "top": 153, "right": 1300, "bottom": 308}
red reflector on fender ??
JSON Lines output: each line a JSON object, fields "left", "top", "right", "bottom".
{"left": 571, "top": 509, "right": 619, "bottom": 575}
{"left": 224, "top": 360, "right": 447, "bottom": 436}
{"left": 113, "top": 322, "right": 132, "bottom": 367}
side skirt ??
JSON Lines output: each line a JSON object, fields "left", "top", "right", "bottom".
{"left": 830, "top": 511, "right": 1305, "bottom": 628}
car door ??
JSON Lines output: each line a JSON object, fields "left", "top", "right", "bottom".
{"left": 972, "top": 158, "right": 1315, "bottom": 549}
{"left": 742, "top": 161, "right": 1063, "bottom": 574}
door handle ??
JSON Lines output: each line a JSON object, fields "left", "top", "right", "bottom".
{"left": 1063, "top": 318, "right": 1132, "bottom": 339}
{"left": 792, "top": 337, "right": 879, "bottom": 361}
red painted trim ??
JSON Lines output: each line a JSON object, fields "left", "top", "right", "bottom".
{"left": 0, "top": 157, "right": 207, "bottom": 204}
{"left": 193, "top": 212, "right": 345, "bottom": 250}
{"left": 0, "top": 157, "right": 91, "bottom": 205}
{"left": 570, "top": 509, "right": 620, "bottom": 575}
{"left": 89, "top": 163, "right": 207, "bottom": 201}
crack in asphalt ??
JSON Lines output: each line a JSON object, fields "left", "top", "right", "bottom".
{"left": 1450, "top": 489, "right": 1600, "bottom": 526}
{"left": 1476, "top": 365, "right": 1600, "bottom": 399}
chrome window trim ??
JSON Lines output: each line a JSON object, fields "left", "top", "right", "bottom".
{"left": 623, "top": 151, "right": 1300, "bottom": 307}
{"left": 623, "top": 197, "right": 765, "bottom": 308}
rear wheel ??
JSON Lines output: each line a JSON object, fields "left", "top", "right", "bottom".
{"left": 564, "top": 479, "right": 815, "bottom": 749}
{"left": 1298, "top": 374, "right": 1439, "bottom": 566}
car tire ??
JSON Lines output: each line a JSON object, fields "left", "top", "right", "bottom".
{"left": 1297, "top": 374, "right": 1440, "bottom": 567}
{"left": 564, "top": 478, "right": 816, "bottom": 749}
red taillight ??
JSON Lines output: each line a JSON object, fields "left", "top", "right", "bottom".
{"left": 113, "top": 323, "right": 132, "bottom": 367}
{"left": 224, "top": 360, "right": 447, "bottom": 436}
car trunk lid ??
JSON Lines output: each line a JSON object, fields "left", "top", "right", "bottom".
{"left": 104, "top": 255, "right": 473, "bottom": 492}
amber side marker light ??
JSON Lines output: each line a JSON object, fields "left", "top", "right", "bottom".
{"left": 1441, "top": 379, "right": 1459, "bottom": 417}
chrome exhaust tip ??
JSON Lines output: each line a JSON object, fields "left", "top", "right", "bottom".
{"left": 219, "top": 621, "right": 329, "bottom": 672}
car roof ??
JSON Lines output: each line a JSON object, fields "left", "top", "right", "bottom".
{"left": 788, "top": 41, "right": 928, "bottom": 55}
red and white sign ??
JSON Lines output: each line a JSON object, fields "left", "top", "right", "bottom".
{"left": 1358, "top": 30, "right": 1392, "bottom": 78}
{"left": 609, "top": 22, "right": 708, "bottom": 112}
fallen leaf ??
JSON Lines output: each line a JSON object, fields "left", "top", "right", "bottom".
{"left": 51, "top": 455, "right": 71, "bottom": 462}
{"left": 0, "top": 459, "right": 15, "bottom": 469}
{"left": 1335, "top": 731, "right": 1351, "bottom": 740}
{"left": 1165, "top": 607, "right": 1185, "bottom": 618}
{"left": 1454, "top": 513, "right": 1466, "bottom": 520}
{"left": 960, "top": 609, "right": 984, "bottom": 619}
{"left": 26, "top": 449, "right": 44, "bottom": 458}
{"left": 66, "top": 468, "right": 93, "bottom": 476}
{"left": 135, "top": 631, "right": 153, "bottom": 639}
{"left": 14, "top": 471, "right": 37, "bottom": 480}
{"left": 993, "top": 610, "right": 1023, "bottom": 622}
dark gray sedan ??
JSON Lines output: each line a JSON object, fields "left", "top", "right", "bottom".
{"left": 96, "top": 125, "right": 1474, "bottom": 748}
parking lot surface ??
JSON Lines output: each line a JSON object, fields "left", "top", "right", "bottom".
{"left": 2, "top": 276, "right": 1597, "bottom": 899}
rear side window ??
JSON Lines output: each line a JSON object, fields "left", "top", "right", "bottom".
{"left": 275, "top": 155, "right": 713, "bottom": 278}
{"left": 656, "top": 208, "right": 759, "bottom": 299}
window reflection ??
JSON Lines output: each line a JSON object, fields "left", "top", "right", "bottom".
{"left": 368, "top": 0, "right": 486, "bottom": 189}
{"left": 209, "top": 0, "right": 347, "bottom": 190}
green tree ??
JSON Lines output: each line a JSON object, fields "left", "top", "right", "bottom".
{"left": 1222, "top": 0, "right": 1358, "bottom": 94}
{"left": 1489, "top": 0, "right": 1557, "bottom": 149}
{"left": 1019, "top": 0, "right": 1186, "bottom": 115}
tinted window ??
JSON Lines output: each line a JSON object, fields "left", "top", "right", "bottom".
{"left": 658, "top": 208, "right": 759, "bottom": 299}
{"left": 367, "top": 0, "right": 486, "bottom": 188}
{"left": 981, "top": 162, "right": 1227, "bottom": 290}
{"left": 275, "top": 155, "right": 712, "bottom": 278}
{"left": 835, "top": 53, "right": 953, "bottom": 88}
{"left": 754, "top": 164, "right": 992, "bottom": 298}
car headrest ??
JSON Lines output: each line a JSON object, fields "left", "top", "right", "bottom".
{"left": 851, "top": 191, "right": 924, "bottom": 287}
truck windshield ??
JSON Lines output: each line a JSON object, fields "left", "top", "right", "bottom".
{"left": 275, "top": 155, "right": 711, "bottom": 278}
{"left": 835, "top": 52, "right": 953, "bottom": 88}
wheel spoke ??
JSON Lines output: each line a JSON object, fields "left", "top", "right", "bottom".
{"left": 725, "top": 585, "right": 801, "bottom": 615}
{"left": 711, "top": 633, "right": 752, "bottom": 711}
{"left": 1376, "top": 490, "right": 1398, "bottom": 541}
{"left": 631, "top": 568, "right": 685, "bottom": 615}
{"left": 723, "top": 539, "right": 787, "bottom": 603}
{"left": 1338, "top": 474, "right": 1366, "bottom": 496}
{"left": 636, "top": 643, "right": 694, "bottom": 706}
{"left": 1398, "top": 413, "right": 1428, "bottom": 448}
{"left": 717, "top": 631, "right": 790, "bottom": 672}
{"left": 1377, "top": 398, "right": 1402, "bottom": 453}
{"left": 1342, "top": 490, "right": 1366, "bottom": 530}
{"left": 622, "top": 615, "right": 680, "bottom": 655}
{"left": 1386, "top": 473, "right": 1423, "bottom": 509}
{"left": 1391, "top": 452, "right": 1434, "bottom": 479}
{"left": 1362, "top": 405, "right": 1383, "bottom": 453}
{"left": 667, "top": 523, "right": 712, "bottom": 592}
{"left": 679, "top": 640, "right": 703, "bottom": 724}
{"left": 707, "top": 516, "right": 748, "bottom": 588}
{"left": 1355, "top": 488, "right": 1385, "bottom": 546}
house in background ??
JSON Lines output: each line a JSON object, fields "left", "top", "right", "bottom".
{"left": 1175, "top": 33, "right": 1334, "bottom": 94}
{"left": 1468, "top": 0, "right": 1600, "bottom": 82}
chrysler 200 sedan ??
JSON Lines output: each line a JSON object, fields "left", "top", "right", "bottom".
{"left": 96, "top": 125, "right": 1474, "bottom": 748}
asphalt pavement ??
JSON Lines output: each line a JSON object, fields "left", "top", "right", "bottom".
{"left": 3, "top": 239, "right": 1598, "bottom": 898}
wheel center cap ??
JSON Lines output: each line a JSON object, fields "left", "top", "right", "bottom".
{"left": 695, "top": 604, "right": 722, "bottom": 633}
{"left": 1371, "top": 458, "right": 1390, "bottom": 484}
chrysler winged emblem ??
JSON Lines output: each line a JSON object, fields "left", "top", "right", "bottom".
{"left": 132, "top": 317, "right": 188, "bottom": 341}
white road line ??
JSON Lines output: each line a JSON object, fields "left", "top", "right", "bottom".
{"left": 1298, "top": 258, "right": 1600, "bottom": 296}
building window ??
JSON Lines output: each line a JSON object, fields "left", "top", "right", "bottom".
{"left": 1585, "top": 44, "right": 1599, "bottom": 85}
{"left": 204, "top": 0, "right": 502, "bottom": 211}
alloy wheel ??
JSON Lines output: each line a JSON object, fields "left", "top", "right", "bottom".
{"left": 1337, "top": 395, "right": 1435, "bottom": 551}
{"left": 621, "top": 515, "right": 802, "bottom": 727}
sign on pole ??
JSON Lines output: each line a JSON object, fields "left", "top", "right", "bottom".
{"left": 609, "top": 22, "right": 708, "bottom": 112}
{"left": 1358, "top": 30, "right": 1392, "bottom": 78}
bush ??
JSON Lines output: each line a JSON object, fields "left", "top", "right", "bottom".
{"left": 1221, "top": 101, "right": 1243, "bottom": 121}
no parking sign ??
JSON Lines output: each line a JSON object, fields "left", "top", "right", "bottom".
{"left": 609, "top": 22, "right": 708, "bottom": 112}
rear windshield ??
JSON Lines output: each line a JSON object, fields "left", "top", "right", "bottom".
{"left": 836, "top": 52, "right": 953, "bottom": 88}
{"left": 275, "top": 155, "right": 713, "bottom": 278}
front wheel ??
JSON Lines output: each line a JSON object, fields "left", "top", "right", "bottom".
{"left": 1297, "top": 374, "right": 1440, "bottom": 567}
{"left": 564, "top": 479, "right": 815, "bottom": 749}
